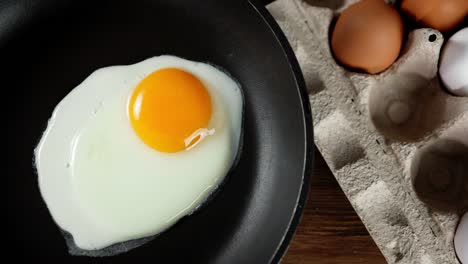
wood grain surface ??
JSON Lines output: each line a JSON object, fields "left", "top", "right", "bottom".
{"left": 282, "top": 149, "right": 387, "bottom": 264}
{"left": 263, "top": 1, "right": 386, "bottom": 261}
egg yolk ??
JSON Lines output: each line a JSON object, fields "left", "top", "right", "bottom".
{"left": 128, "top": 68, "right": 212, "bottom": 153}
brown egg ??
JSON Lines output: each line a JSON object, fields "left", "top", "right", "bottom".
{"left": 331, "top": 0, "right": 405, "bottom": 74}
{"left": 400, "top": 0, "right": 439, "bottom": 21}
{"left": 401, "top": 0, "right": 468, "bottom": 32}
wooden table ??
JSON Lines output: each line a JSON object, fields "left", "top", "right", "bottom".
{"left": 282, "top": 149, "right": 387, "bottom": 263}
{"left": 259, "top": 0, "right": 386, "bottom": 260}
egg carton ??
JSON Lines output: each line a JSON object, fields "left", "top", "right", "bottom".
{"left": 267, "top": 0, "right": 468, "bottom": 263}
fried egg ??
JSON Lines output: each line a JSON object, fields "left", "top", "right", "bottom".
{"left": 34, "top": 55, "right": 243, "bottom": 254}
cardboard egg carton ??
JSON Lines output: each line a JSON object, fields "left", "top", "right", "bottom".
{"left": 267, "top": 0, "right": 468, "bottom": 263}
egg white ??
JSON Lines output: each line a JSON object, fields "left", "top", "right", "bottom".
{"left": 35, "top": 55, "right": 243, "bottom": 252}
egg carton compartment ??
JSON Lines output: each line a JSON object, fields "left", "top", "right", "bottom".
{"left": 267, "top": 0, "right": 467, "bottom": 263}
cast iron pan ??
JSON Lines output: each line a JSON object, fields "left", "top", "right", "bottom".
{"left": 3, "top": 0, "right": 313, "bottom": 262}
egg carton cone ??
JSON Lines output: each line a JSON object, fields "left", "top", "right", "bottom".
{"left": 267, "top": 0, "right": 468, "bottom": 263}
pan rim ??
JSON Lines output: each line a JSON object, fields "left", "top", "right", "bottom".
{"left": 3, "top": 0, "right": 314, "bottom": 261}
{"left": 248, "top": 0, "right": 314, "bottom": 263}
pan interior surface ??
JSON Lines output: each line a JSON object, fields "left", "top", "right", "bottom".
{"left": 4, "top": 0, "right": 312, "bottom": 263}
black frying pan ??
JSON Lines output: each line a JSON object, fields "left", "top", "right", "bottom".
{"left": 3, "top": 0, "right": 313, "bottom": 262}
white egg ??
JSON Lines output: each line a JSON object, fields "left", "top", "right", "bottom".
{"left": 455, "top": 213, "right": 468, "bottom": 264}
{"left": 34, "top": 55, "right": 243, "bottom": 253}
{"left": 439, "top": 27, "right": 468, "bottom": 97}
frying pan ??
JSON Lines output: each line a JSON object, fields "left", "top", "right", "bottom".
{"left": 3, "top": 0, "right": 313, "bottom": 262}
